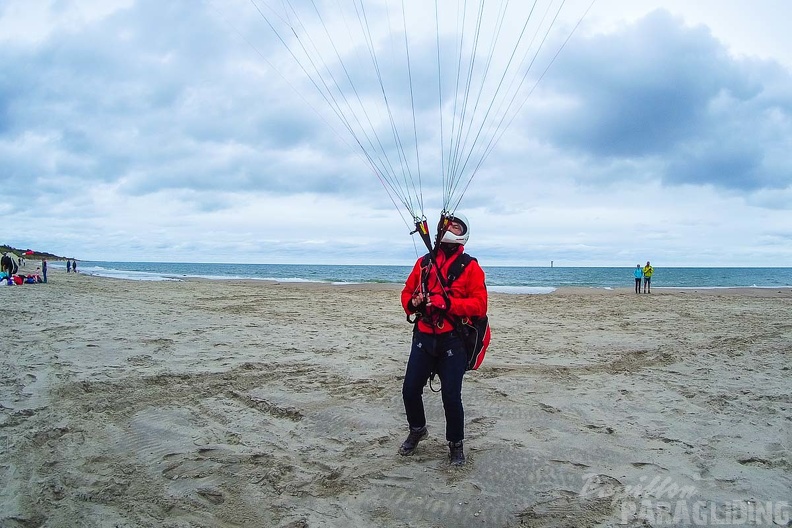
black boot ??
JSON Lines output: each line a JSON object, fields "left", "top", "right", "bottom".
{"left": 449, "top": 441, "right": 465, "bottom": 466}
{"left": 398, "top": 426, "right": 427, "bottom": 456}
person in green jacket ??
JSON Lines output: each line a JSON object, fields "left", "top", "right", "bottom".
{"left": 643, "top": 261, "right": 654, "bottom": 293}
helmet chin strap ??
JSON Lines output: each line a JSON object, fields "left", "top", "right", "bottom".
{"left": 438, "top": 243, "right": 459, "bottom": 256}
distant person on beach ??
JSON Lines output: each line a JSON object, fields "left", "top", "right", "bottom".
{"left": 42, "top": 259, "right": 47, "bottom": 283}
{"left": 399, "top": 214, "right": 488, "bottom": 466}
{"left": 634, "top": 264, "right": 643, "bottom": 293}
{"left": 643, "top": 261, "right": 654, "bottom": 293}
{"left": 72, "top": 260, "right": 77, "bottom": 273}
{"left": 66, "top": 260, "right": 71, "bottom": 273}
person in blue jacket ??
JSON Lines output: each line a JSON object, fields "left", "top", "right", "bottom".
{"left": 633, "top": 264, "right": 643, "bottom": 294}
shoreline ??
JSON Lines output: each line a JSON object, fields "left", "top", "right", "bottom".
{"left": 2, "top": 266, "right": 790, "bottom": 527}
{"left": 16, "top": 263, "right": 792, "bottom": 297}
{"left": 33, "top": 260, "right": 792, "bottom": 292}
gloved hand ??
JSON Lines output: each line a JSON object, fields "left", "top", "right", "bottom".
{"left": 427, "top": 294, "right": 450, "bottom": 311}
{"left": 410, "top": 292, "right": 426, "bottom": 307}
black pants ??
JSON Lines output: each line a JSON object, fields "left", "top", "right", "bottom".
{"left": 402, "top": 331, "right": 467, "bottom": 442}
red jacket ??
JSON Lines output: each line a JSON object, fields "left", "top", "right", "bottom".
{"left": 401, "top": 245, "right": 488, "bottom": 334}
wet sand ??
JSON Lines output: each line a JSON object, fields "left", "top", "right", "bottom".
{"left": 1, "top": 267, "right": 790, "bottom": 527}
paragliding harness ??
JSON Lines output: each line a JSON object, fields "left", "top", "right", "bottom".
{"left": 409, "top": 252, "right": 491, "bottom": 392}
{"left": 417, "top": 252, "right": 490, "bottom": 368}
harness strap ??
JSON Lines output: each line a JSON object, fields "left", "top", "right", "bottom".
{"left": 411, "top": 252, "right": 476, "bottom": 391}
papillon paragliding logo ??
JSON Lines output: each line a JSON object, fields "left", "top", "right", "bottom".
{"left": 245, "top": 0, "right": 594, "bottom": 252}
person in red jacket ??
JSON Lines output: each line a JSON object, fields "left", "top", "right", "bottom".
{"left": 398, "top": 213, "right": 487, "bottom": 466}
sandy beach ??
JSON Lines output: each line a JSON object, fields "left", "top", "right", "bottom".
{"left": 1, "top": 266, "right": 790, "bottom": 527}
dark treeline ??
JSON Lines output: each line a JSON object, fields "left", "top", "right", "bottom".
{"left": 0, "top": 245, "right": 70, "bottom": 260}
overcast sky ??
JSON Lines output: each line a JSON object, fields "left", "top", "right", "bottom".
{"left": 1, "top": 0, "right": 790, "bottom": 266}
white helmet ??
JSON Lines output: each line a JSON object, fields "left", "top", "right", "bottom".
{"left": 440, "top": 213, "right": 470, "bottom": 245}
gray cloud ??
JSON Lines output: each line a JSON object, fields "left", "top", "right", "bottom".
{"left": 527, "top": 10, "right": 792, "bottom": 192}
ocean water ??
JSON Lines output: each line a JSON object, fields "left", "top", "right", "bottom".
{"left": 53, "top": 261, "right": 792, "bottom": 294}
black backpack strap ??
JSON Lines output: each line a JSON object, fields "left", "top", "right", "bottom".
{"left": 446, "top": 253, "right": 475, "bottom": 287}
